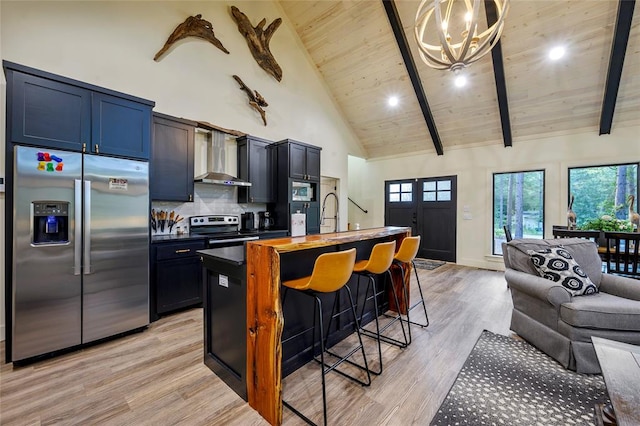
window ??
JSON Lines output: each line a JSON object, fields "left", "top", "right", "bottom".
{"left": 388, "top": 182, "right": 413, "bottom": 203}
{"left": 568, "top": 163, "right": 639, "bottom": 227}
{"left": 493, "top": 170, "right": 545, "bottom": 255}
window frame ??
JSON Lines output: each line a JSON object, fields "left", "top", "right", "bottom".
{"left": 567, "top": 162, "right": 639, "bottom": 227}
{"left": 492, "top": 169, "right": 546, "bottom": 255}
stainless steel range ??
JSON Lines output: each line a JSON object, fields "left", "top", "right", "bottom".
{"left": 190, "top": 215, "right": 259, "bottom": 247}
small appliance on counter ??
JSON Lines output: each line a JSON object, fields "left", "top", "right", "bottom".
{"left": 257, "top": 211, "right": 274, "bottom": 230}
{"left": 241, "top": 212, "right": 257, "bottom": 231}
{"left": 291, "top": 210, "right": 306, "bottom": 237}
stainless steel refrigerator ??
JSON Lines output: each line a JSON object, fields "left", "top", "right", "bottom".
{"left": 12, "top": 145, "right": 149, "bottom": 362}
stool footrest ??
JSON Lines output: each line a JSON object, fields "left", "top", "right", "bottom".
{"left": 359, "top": 327, "right": 408, "bottom": 349}
{"left": 314, "top": 347, "right": 371, "bottom": 387}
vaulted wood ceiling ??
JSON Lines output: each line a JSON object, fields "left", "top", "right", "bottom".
{"left": 278, "top": 0, "right": 639, "bottom": 159}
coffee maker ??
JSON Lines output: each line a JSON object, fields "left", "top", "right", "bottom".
{"left": 257, "top": 211, "right": 274, "bottom": 230}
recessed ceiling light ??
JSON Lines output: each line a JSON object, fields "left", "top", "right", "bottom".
{"left": 549, "top": 46, "right": 566, "bottom": 60}
{"left": 388, "top": 96, "right": 399, "bottom": 107}
{"left": 454, "top": 74, "right": 467, "bottom": 88}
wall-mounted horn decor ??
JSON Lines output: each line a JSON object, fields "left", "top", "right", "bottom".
{"left": 154, "top": 14, "right": 229, "bottom": 61}
{"left": 230, "top": 6, "right": 282, "bottom": 82}
{"left": 233, "top": 75, "right": 269, "bottom": 126}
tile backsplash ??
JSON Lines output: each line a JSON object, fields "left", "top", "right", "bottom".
{"left": 151, "top": 184, "right": 266, "bottom": 234}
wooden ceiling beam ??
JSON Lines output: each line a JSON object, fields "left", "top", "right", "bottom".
{"left": 382, "top": 0, "right": 444, "bottom": 155}
{"left": 599, "top": 0, "right": 636, "bottom": 135}
{"left": 485, "top": 0, "right": 512, "bottom": 148}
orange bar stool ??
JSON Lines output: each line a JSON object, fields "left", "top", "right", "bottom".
{"left": 353, "top": 240, "right": 408, "bottom": 375}
{"left": 281, "top": 248, "right": 371, "bottom": 426}
{"left": 392, "top": 236, "right": 429, "bottom": 345}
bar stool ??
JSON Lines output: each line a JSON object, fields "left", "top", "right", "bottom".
{"left": 353, "top": 240, "right": 408, "bottom": 375}
{"left": 392, "top": 236, "right": 429, "bottom": 345}
{"left": 281, "top": 248, "right": 371, "bottom": 426}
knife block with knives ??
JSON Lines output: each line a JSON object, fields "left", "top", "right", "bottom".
{"left": 150, "top": 209, "right": 184, "bottom": 235}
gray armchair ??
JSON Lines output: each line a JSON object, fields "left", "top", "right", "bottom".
{"left": 503, "top": 238, "right": 640, "bottom": 373}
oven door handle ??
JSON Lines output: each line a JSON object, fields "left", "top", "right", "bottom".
{"left": 208, "top": 236, "right": 260, "bottom": 245}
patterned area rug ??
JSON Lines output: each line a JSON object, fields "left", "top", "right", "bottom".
{"left": 430, "top": 331, "right": 608, "bottom": 425}
{"left": 413, "top": 258, "right": 446, "bottom": 270}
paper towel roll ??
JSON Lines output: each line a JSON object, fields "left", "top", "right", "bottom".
{"left": 291, "top": 211, "right": 306, "bottom": 237}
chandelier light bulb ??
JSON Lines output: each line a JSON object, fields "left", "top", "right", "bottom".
{"left": 454, "top": 73, "right": 467, "bottom": 88}
{"left": 415, "top": 0, "right": 510, "bottom": 71}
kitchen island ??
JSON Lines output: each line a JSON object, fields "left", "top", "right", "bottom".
{"left": 200, "top": 226, "right": 411, "bottom": 425}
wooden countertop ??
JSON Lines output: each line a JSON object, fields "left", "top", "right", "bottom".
{"left": 246, "top": 226, "right": 410, "bottom": 252}
{"left": 244, "top": 226, "right": 411, "bottom": 425}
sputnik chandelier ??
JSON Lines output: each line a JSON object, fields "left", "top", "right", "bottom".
{"left": 414, "top": 0, "right": 510, "bottom": 73}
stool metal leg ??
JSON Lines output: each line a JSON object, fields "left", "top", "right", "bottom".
{"left": 407, "top": 260, "right": 429, "bottom": 328}
{"left": 283, "top": 286, "right": 372, "bottom": 426}
{"left": 355, "top": 271, "right": 409, "bottom": 375}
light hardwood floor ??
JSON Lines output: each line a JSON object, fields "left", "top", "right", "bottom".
{"left": 0, "top": 264, "right": 513, "bottom": 425}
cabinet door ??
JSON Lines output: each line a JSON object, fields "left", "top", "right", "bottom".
{"left": 305, "top": 147, "right": 321, "bottom": 181}
{"left": 238, "top": 137, "right": 274, "bottom": 203}
{"left": 9, "top": 71, "right": 91, "bottom": 151}
{"left": 305, "top": 202, "right": 321, "bottom": 234}
{"left": 156, "top": 256, "right": 203, "bottom": 314}
{"left": 92, "top": 92, "right": 151, "bottom": 160}
{"left": 151, "top": 114, "right": 195, "bottom": 202}
{"left": 289, "top": 143, "right": 307, "bottom": 180}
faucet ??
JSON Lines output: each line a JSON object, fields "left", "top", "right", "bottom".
{"left": 320, "top": 192, "right": 339, "bottom": 232}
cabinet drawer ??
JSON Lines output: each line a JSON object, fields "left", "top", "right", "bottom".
{"left": 156, "top": 240, "right": 205, "bottom": 260}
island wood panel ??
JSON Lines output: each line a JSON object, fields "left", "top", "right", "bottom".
{"left": 245, "top": 227, "right": 410, "bottom": 425}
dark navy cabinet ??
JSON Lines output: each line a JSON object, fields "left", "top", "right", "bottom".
{"left": 237, "top": 135, "right": 275, "bottom": 204}
{"left": 8, "top": 71, "right": 91, "bottom": 152}
{"left": 151, "top": 239, "right": 206, "bottom": 321}
{"left": 290, "top": 201, "right": 320, "bottom": 235}
{"left": 4, "top": 61, "right": 154, "bottom": 160}
{"left": 286, "top": 140, "right": 321, "bottom": 181}
{"left": 151, "top": 113, "right": 195, "bottom": 202}
{"left": 91, "top": 93, "right": 151, "bottom": 159}
{"left": 272, "top": 139, "right": 322, "bottom": 235}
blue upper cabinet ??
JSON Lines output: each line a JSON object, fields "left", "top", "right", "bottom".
{"left": 91, "top": 93, "right": 151, "bottom": 160}
{"left": 5, "top": 61, "right": 154, "bottom": 160}
{"left": 9, "top": 71, "right": 92, "bottom": 152}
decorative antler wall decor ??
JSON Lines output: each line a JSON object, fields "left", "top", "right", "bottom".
{"left": 230, "top": 6, "right": 283, "bottom": 82}
{"left": 233, "top": 75, "right": 269, "bottom": 126}
{"left": 154, "top": 14, "right": 229, "bottom": 61}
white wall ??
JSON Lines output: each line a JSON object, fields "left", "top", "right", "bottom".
{"left": 349, "top": 127, "right": 640, "bottom": 271}
{"left": 0, "top": 0, "right": 364, "bottom": 341}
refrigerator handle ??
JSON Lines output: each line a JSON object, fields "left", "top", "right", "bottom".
{"left": 84, "top": 180, "right": 92, "bottom": 274}
{"left": 74, "top": 180, "right": 82, "bottom": 275}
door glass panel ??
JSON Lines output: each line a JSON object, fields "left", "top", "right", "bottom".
{"left": 437, "top": 191, "right": 451, "bottom": 201}
{"left": 424, "top": 192, "right": 436, "bottom": 201}
{"left": 437, "top": 180, "right": 451, "bottom": 190}
{"left": 388, "top": 181, "right": 413, "bottom": 202}
{"left": 424, "top": 181, "right": 436, "bottom": 191}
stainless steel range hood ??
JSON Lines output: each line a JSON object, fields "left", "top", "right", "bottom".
{"left": 194, "top": 171, "right": 251, "bottom": 186}
{"left": 194, "top": 128, "right": 251, "bottom": 187}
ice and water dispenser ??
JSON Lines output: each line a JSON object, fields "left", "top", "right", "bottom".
{"left": 32, "top": 201, "right": 69, "bottom": 245}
